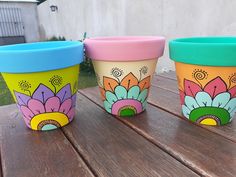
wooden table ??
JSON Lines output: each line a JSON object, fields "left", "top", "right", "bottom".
{"left": 0, "top": 72, "right": 235, "bottom": 177}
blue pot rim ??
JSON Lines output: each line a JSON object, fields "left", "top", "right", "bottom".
{"left": 0, "top": 41, "right": 84, "bottom": 73}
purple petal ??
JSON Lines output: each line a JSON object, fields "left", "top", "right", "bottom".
{"left": 14, "top": 91, "right": 31, "bottom": 106}
{"left": 56, "top": 84, "right": 72, "bottom": 102}
{"left": 72, "top": 94, "right": 76, "bottom": 107}
{"left": 32, "top": 84, "right": 54, "bottom": 103}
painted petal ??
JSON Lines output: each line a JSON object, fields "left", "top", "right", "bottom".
{"left": 184, "top": 79, "right": 202, "bottom": 97}
{"left": 179, "top": 90, "right": 185, "bottom": 105}
{"left": 103, "top": 76, "right": 119, "bottom": 92}
{"left": 56, "top": 84, "right": 72, "bottom": 103}
{"left": 71, "top": 94, "right": 77, "bottom": 108}
{"left": 20, "top": 105, "right": 34, "bottom": 120}
{"left": 212, "top": 92, "right": 231, "bottom": 108}
{"left": 99, "top": 87, "right": 106, "bottom": 101}
{"left": 28, "top": 99, "right": 45, "bottom": 115}
{"left": 138, "top": 89, "right": 148, "bottom": 103}
{"left": 229, "top": 85, "right": 236, "bottom": 98}
{"left": 114, "top": 86, "right": 127, "bottom": 99}
{"left": 67, "top": 107, "right": 75, "bottom": 121}
{"left": 14, "top": 91, "right": 31, "bottom": 106}
{"left": 195, "top": 92, "right": 212, "bottom": 107}
{"left": 128, "top": 86, "right": 140, "bottom": 99}
{"left": 204, "top": 77, "right": 227, "bottom": 98}
{"left": 120, "top": 73, "right": 139, "bottom": 90}
{"left": 105, "top": 91, "right": 118, "bottom": 104}
{"left": 184, "top": 96, "right": 199, "bottom": 111}
{"left": 138, "top": 76, "right": 151, "bottom": 91}
{"left": 32, "top": 84, "right": 54, "bottom": 103}
{"left": 59, "top": 99, "right": 72, "bottom": 114}
{"left": 182, "top": 105, "right": 190, "bottom": 119}
{"left": 45, "top": 96, "right": 60, "bottom": 112}
{"left": 230, "top": 107, "right": 236, "bottom": 120}
{"left": 104, "top": 100, "right": 112, "bottom": 113}
{"left": 224, "top": 98, "right": 236, "bottom": 113}
{"left": 142, "top": 98, "right": 148, "bottom": 110}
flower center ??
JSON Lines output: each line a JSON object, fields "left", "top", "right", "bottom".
{"left": 30, "top": 112, "right": 69, "bottom": 130}
{"left": 189, "top": 107, "right": 230, "bottom": 126}
{"left": 118, "top": 106, "right": 137, "bottom": 117}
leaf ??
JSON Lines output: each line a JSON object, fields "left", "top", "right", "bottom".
{"left": 229, "top": 85, "right": 236, "bottom": 98}
{"left": 184, "top": 79, "right": 202, "bottom": 97}
{"left": 120, "top": 72, "right": 138, "bottom": 90}
{"left": 138, "top": 76, "right": 151, "bottom": 91}
{"left": 32, "top": 84, "right": 54, "bottom": 103}
{"left": 103, "top": 76, "right": 119, "bottom": 92}
{"left": 203, "top": 77, "right": 227, "bottom": 98}
{"left": 56, "top": 84, "right": 72, "bottom": 103}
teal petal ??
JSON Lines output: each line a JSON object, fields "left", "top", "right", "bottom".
{"left": 224, "top": 98, "right": 236, "bottom": 113}
{"left": 185, "top": 96, "right": 199, "bottom": 111}
{"left": 138, "top": 89, "right": 148, "bottom": 103}
{"left": 42, "top": 124, "right": 57, "bottom": 131}
{"left": 105, "top": 91, "right": 118, "bottom": 104}
{"left": 195, "top": 92, "right": 212, "bottom": 107}
{"left": 182, "top": 105, "right": 190, "bottom": 119}
{"left": 230, "top": 107, "right": 236, "bottom": 121}
{"left": 104, "top": 100, "right": 112, "bottom": 113}
{"left": 212, "top": 92, "right": 230, "bottom": 108}
{"left": 114, "top": 86, "right": 127, "bottom": 100}
{"left": 128, "top": 86, "right": 140, "bottom": 99}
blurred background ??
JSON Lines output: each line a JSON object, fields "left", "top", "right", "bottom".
{"left": 1, "top": 0, "right": 236, "bottom": 105}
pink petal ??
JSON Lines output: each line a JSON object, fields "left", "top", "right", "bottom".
{"left": 45, "top": 96, "right": 60, "bottom": 112}
{"left": 67, "top": 107, "right": 75, "bottom": 121}
{"left": 184, "top": 79, "right": 202, "bottom": 97}
{"left": 179, "top": 90, "right": 185, "bottom": 105}
{"left": 229, "top": 85, "right": 236, "bottom": 98}
{"left": 20, "top": 105, "right": 34, "bottom": 120}
{"left": 59, "top": 99, "right": 72, "bottom": 114}
{"left": 204, "top": 77, "right": 227, "bottom": 98}
{"left": 28, "top": 99, "right": 45, "bottom": 115}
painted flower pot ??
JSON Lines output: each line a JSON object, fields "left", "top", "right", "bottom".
{"left": 169, "top": 37, "right": 236, "bottom": 126}
{"left": 0, "top": 41, "right": 84, "bottom": 131}
{"left": 85, "top": 36, "right": 165, "bottom": 117}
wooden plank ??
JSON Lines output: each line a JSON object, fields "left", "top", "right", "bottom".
{"left": 151, "top": 74, "right": 236, "bottom": 142}
{"left": 79, "top": 87, "right": 236, "bottom": 177}
{"left": 156, "top": 71, "right": 177, "bottom": 80}
{"left": 0, "top": 105, "right": 94, "bottom": 177}
{"left": 62, "top": 93, "right": 199, "bottom": 177}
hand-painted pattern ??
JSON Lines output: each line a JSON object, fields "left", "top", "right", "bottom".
{"left": 15, "top": 76, "right": 77, "bottom": 131}
{"left": 99, "top": 67, "right": 151, "bottom": 117}
{"left": 179, "top": 70, "right": 236, "bottom": 125}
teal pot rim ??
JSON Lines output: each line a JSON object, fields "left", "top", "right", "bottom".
{"left": 169, "top": 37, "right": 236, "bottom": 66}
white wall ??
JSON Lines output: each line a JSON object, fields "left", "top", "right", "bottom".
{"left": 0, "top": 1, "right": 40, "bottom": 42}
{"left": 37, "top": 0, "right": 236, "bottom": 72}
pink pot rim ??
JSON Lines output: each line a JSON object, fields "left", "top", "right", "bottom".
{"left": 84, "top": 36, "right": 165, "bottom": 61}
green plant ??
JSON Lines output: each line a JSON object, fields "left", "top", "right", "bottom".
{"left": 47, "top": 36, "right": 66, "bottom": 41}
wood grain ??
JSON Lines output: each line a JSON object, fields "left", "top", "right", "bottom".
{"left": 0, "top": 105, "right": 94, "bottom": 177}
{"left": 79, "top": 87, "right": 236, "bottom": 177}
{"left": 151, "top": 73, "right": 236, "bottom": 142}
{"left": 62, "top": 93, "right": 199, "bottom": 177}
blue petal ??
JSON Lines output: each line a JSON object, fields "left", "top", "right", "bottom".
{"left": 182, "top": 105, "right": 190, "bottom": 119}
{"left": 224, "top": 98, "right": 236, "bottom": 113}
{"left": 128, "top": 86, "right": 140, "bottom": 99}
{"left": 104, "top": 100, "right": 112, "bottom": 113}
{"left": 105, "top": 91, "right": 118, "bottom": 104}
{"left": 212, "top": 92, "right": 230, "bottom": 108}
{"left": 114, "top": 86, "right": 127, "bottom": 100}
{"left": 142, "top": 98, "right": 148, "bottom": 110}
{"left": 195, "top": 92, "right": 212, "bottom": 107}
{"left": 138, "top": 89, "right": 148, "bottom": 103}
{"left": 185, "top": 96, "right": 199, "bottom": 111}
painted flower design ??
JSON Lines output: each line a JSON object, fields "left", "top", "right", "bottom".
{"left": 180, "top": 76, "right": 236, "bottom": 125}
{"left": 99, "top": 72, "right": 151, "bottom": 117}
{"left": 15, "top": 83, "right": 76, "bottom": 131}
